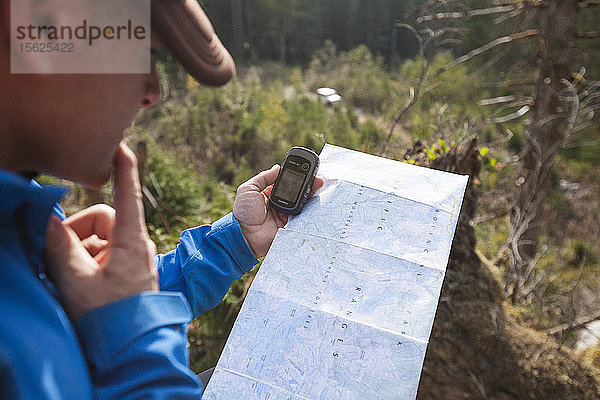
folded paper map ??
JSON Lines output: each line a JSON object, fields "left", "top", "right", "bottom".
{"left": 202, "top": 144, "right": 469, "bottom": 399}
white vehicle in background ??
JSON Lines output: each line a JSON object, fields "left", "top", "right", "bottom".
{"left": 316, "top": 87, "right": 343, "bottom": 105}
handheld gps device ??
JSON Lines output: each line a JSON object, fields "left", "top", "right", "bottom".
{"left": 269, "top": 147, "right": 319, "bottom": 215}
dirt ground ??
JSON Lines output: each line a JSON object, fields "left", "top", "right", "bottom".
{"left": 416, "top": 141, "right": 600, "bottom": 400}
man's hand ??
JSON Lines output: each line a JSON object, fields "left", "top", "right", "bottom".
{"left": 44, "top": 143, "right": 158, "bottom": 320}
{"left": 233, "top": 165, "right": 324, "bottom": 258}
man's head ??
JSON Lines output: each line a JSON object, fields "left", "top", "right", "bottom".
{"left": 0, "top": 0, "right": 234, "bottom": 187}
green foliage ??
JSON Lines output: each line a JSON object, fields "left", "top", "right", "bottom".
{"left": 421, "top": 139, "right": 451, "bottom": 162}
{"left": 145, "top": 150, "right": 206, "bottom": 227}
{"left": 359, "top": 120, "right": 384, "bottom": 153}
{"left": 147, "top": 60, "right": 376, "bottom": 182}
{"left": 307, "top": 43, "right": 393, "bottom": 113}
{"left": 571, "top": 240, "right": 598, "bottom": 267}
{"left": 561, "top": 126, "right": 600, "bottom": 168}
{"left": 401, "top": 53, "right": 487, "bottom": 120}
{"left": 201, "top": 0, "right": 417, "bottom": 65}
{"left": 125, "top": 18, "right": 600, "bottom": 369}
{"left": 409, "top": 112, "right": 435, "bottom": 140}
{"left": 25, "top": 0, "right": 600, "bottom": 376}
{"left": 143, "top": 145, "right": 235, "bottom": 253}
{"left": 508, "top": 128, "right": 525, "bottom": 153}
{"left": 478, "top": 146, "right": 500, "bottom": 178}
{"left": 545, "top": 167, "right": 567, "bottom": 214}
{"left": 474, "top": 215, "right": 510, "bottom": 261}
{"left": 130, "top": 53, "right": 413, "bottom": 370}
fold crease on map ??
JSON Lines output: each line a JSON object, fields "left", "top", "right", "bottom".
{"left": 203, "top": 143, "right": 469, "bottom": 400}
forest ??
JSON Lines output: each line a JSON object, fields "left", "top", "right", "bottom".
{"left": 49, "top": 0, "right": 600, "bottom": 398}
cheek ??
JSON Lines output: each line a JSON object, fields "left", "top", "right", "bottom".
{"left": 66, "top": 81, "right": 142, "bottom": 183}
{"left": 73, "top": 140, "right": 119, "bottom": 187}
{"left": 110, "top": 76, "right": 147, "bottom": 105}
{"left": 76, "top": 75, "right": 145, "bottom": 123}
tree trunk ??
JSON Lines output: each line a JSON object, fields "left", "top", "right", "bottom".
{"left": 416, "top": 140, "right": 600, "bottom": 400}
{"left": 279, "top": 32, "right": 286, "bottom": 64}
{"left": 505, "top": 0, "right": 579, "bottom": 303}
{"left": 231, "top": 0, "right": 244, "bottom": 59}
{"left": 245, "top": 0, "right": 254, "bottom": 59}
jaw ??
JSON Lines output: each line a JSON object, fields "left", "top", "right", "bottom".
{"left": 47, "top": 145, "right": 117, "bottom": 189}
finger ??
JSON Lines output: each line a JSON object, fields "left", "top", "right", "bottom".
{"left": 245, "top": 164, "right": 280, "bottom": 192}
{"left": 94, "top": 248, "right": 109, "bottom": 264}
{"left": 63, "top": 204, "right": 115, "bottom": 241}
{"left": 44, "top": 216, "right": 96, "bottom": 281}
{"left": 81, "top": 235, "right": 109, "bottom": 257}
{"left": 262, "top": 184, "right": 273, "bottom": 198}
{"left": 275, "top": 210, "right": 289, "bottom": 227}
{"left": 44, "top": 217, "right": 99, "bottom": 320}
{"left": 308, "top": 176, "right": 325, "bottom": 197}
{"left": 44, "top": 217, "right": 71, "bottom": 271}
{"left": 111, "top": 143, "right": 147, "bottom": 243}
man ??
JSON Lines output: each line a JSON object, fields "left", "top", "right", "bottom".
{"left": 0, "top": 0, "right": 323, "bottom": 398}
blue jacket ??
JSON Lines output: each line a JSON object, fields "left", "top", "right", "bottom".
{"left": 0, "top": 169, "right": 259, "bottom": 399}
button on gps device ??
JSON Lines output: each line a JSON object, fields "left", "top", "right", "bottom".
{"left": 269, "top": 147, "right": 319, "bottom": 215}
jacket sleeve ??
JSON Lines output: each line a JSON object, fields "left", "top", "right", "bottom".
{"left": 156, "top": 212, "right": 259, "bottom": 318}
{"left": 75, "top": 292, "right": 204, "bottom": 398}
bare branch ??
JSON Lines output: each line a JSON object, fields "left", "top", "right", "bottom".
{"left": 559, "top": 79, "right": 581, "bottom": 144}
{"left": 578, "top": 0, "right": 600, "bottom": 9}
{"left": 521, "top": 244, "right": 549, "bottom": 296}
{"left": 436, "top": 30, "right": 539, "bottom": 75}
{"left": 492, "top": 107, "right": 530, "bottom": 123}
{"left": 577, "top": 31, "right": 600, "bottom": 39}
{"left": 545, "top": 310, "right": 600, "bottom": 336}
{"left": 505, "top": 77, "right": 582, "bottom": 304}
{"left": 435, "top": 38, "right": 464, "bottom": 47}
{"left": 573, "top": 121, "right": 593, "bottom": 134}
{"left": 481, "top": 127, "right": 515, "bottom": 147}
{"left": 481, "top": 78, "right": 536, "bottom": 88}
{"left": 487, "top": 98, "right": 533, "bottom": 123}
{"left": 467, "top": 369, "right": 488, "bottom": 399}
{"left": 468, "top": 44, "right": 514, "bottom": 77}
{"left": 379, "top": 23, "right": 427, "bottom": 156}
{"left": 478, "top": 95, "right": 518, "bottom": 106}
{"left": 494, "top": 8, "right": 525, "bottom": 24}
{"left": 416, "top": 4, "right": 523, "bottom": 24}
{"left": 406, "top": 0, "right": 445, "bottom": 20}
{"left": 580, "top": 91, "right": 600, "bottom": 109}
{"left": 497, "top": 0, "right": 544, "bottom": 5}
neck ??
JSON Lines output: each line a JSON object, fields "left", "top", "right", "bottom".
{"left": 0, "top": 71, "right": 32, "bottom": 174}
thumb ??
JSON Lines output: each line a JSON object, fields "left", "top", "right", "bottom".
{"left": 246, "top": 164, "right": 280, "bottom": 192}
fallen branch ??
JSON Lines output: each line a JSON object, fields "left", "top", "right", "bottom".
{"left": 578, "top": 0, "right": 600, "bottom": 9}
{"left": 577, "top": 31, "right": 600, "bottom": 39}
{"left": 545, "top": 310, "right": 600, "bottom": 336}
